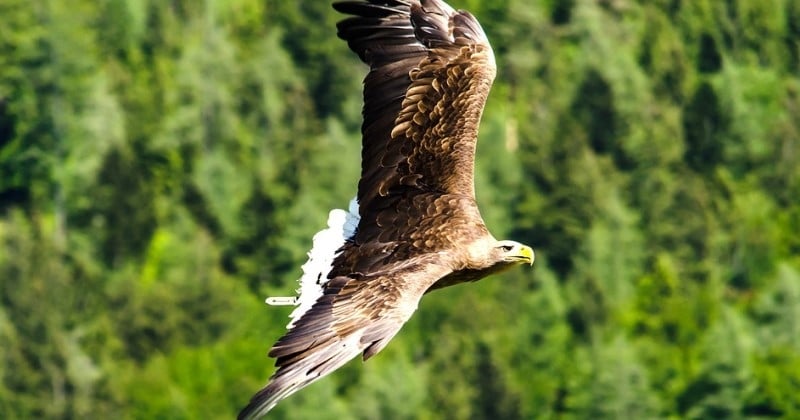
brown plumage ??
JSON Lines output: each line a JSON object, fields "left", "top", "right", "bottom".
{"left": 238, "top": 1, "right": 533, "bottom": 418}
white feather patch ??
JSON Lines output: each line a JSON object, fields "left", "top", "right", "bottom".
{"left": 266, "top": 198, "right": 360, "bottom": 329}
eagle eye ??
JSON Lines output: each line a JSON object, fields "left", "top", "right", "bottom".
{"left": 500, "top": 244, "right": 514, "bottom": 252}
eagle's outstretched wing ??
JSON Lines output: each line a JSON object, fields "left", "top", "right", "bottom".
{"left": 336, "top": 0, "right": 496, "bottom": 210}
{"left": 238, "top": 260, "right": 451, "bottom": 419}
{"left": 239, "top": 1, "right": 499, "bottom": 418}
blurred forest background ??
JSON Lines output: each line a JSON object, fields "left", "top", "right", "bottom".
{"left": 1, "top": 0, "right": 799, "bottom": 418}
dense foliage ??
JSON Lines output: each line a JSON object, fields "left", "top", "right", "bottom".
{"left": 2, "top": 0, "right": 799, "bottom": 418}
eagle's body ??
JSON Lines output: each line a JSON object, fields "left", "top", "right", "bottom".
{"left": 239, "top": 1, "right": 534, "bottom": 418}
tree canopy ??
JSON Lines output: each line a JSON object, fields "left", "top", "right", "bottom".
{"left": 1, "top": 0, "right": 799, "bottom": 418}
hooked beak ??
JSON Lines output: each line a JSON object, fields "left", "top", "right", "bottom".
{"left": 513, "top": 245, "right": 535, "bottom": 266}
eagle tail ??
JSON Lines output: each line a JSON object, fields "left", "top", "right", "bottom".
{"left": 265, "top": 198, "right": 360, "bottom": 328}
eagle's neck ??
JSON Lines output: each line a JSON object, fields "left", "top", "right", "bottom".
{"left": 426, "top": 262, "right": 508, "bottom": 293}
{"left": 425, "top": 234, "right": 501, "bottom": 293}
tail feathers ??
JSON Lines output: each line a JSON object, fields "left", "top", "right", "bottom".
{"left": 270, "top": 198, "right": 359, "bottom": 329}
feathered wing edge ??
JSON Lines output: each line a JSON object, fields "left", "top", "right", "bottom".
{"left": 334, "top": 0, "right": 496, "bottom": 207}
{"left": 238, "top": 260, "right": 452, "bottom": 420}
{"left": 237, "top": 327, "right": 365, "bottom": 420}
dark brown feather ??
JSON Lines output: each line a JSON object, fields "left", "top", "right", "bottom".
{"left": 238, "top": 259, "right": 452, "bottom": 419}
{"left": 334, "top": 0, "right": 496, "bottom": 215}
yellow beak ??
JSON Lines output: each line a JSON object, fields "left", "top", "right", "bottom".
{"left": 517, "top": 245, "right": 535, "bottom": 266}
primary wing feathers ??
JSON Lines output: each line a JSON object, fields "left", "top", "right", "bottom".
{"left": 335, "top": 0, "right": 496, "bottom": 210}
{"left": 238, "top": 261, "right": 452, "bottom": 420}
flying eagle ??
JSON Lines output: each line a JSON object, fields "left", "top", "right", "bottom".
{"left": 239, "top": 0, "right": 533, "bottom": 418}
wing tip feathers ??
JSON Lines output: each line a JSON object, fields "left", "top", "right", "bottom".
{"left": 238, "top": 333, "right": 366, "bottom": 419}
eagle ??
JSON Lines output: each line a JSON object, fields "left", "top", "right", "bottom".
{"left": 239, "top": 1, "right": 534, "bottom": 418}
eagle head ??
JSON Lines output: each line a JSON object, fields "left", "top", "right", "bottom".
{"left": 494, "top": 240, "right": 534, "bottom": 266}
{"left": 465, "top": 238, "right": 534, "bottom": 274}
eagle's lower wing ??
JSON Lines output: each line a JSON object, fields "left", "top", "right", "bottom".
{"left": 237, "top": 259, "right": 452, "bottom": 420}
{"left": 334, "top": 0, "right": 496, "bottom": 209}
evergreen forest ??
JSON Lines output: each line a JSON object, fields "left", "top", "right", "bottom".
{"left": 1, "top": 0, "right": 799, "bottom": 418}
